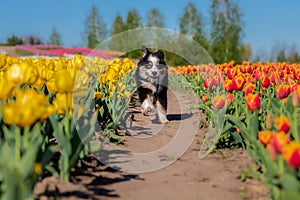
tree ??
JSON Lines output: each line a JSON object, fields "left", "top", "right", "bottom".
{"left": 48, "top": 27, "right": 61, "bottom": 45}
{"left": 285, "top": 43, "right": 300, "bottom": 63}
{"left": 111, "top": 14, "right": 126, "bottom": 36}
{"left": 146, "top": 8, "right": 165, "bottom": 27}
{"left": 84, "top": 5, "right": 107, "bottom": 48}
{"left": 6, "top": 35, "right": 23, "bottom": 45}
{"left": 179, "top": 2, "right": 208, "bottom": 50}
{"left": 125, "top": 9, "right": 142, "bottom": 30}
{"left": 277, "top": 50, "right": 287, "bottom": 62}
{"left": 109, "top": 14, "right": 126, "bottom": 51}
{"left": 241, "top": 43, "right": 252, "bottom": 61}
{"left": 269, "top": 40, "right": 287, "bottom": 62}
{"left": 210, "top": 0, "right": 243, "bottom": 64}
{"left": 121, "top": 9, "right": 142, "bottom": 57}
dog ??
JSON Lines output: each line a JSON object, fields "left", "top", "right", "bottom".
{"left": 135, "top": 46, "right": 169, "bottom": 124}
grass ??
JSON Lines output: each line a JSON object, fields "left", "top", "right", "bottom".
{"left": 15, "top": 49, "right": 34, "bottom": 56}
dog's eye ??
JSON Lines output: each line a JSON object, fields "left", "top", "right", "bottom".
{"left": 157, "top": 64, "right": 165, "bottom": 69}
{"left": 145, "top": 65, "right": 152, "bottom": 69}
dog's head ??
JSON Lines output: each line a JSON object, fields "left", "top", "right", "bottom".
{"left": 136, "top": 46, "right": 168, "bottom": 85}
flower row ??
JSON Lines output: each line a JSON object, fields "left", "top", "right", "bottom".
{"left": 15, "top": 44, "right": 116, "bottom": 59}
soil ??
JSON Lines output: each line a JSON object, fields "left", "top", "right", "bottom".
{"left": 34, "top": 89, "right": 271, "bottom": 200}
{"left": 0, "top": 46, "right": 20, "bottom": 57}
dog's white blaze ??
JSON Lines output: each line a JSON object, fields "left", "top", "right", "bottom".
{"left": 148, "top": 55, "right": 159, "bottom": 66}
{"left": 148, "top": 55, "right": 160, "bottom": 79}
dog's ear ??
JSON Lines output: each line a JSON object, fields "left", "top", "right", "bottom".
{"left": 141, "top": 46, "right": 149, "bottom": 58}
{"left": 155, "top": 50, "right": 165, "bottom": 60}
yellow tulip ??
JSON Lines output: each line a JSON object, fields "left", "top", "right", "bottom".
{"left": 40, "top": 105, "right": 56, "bottom": 122}
{"left": 122, "top": 91, "right": 131, "bottom": 99}
{"left": 0, "top": 54, "right": 7, "bottom": 70}
{"left": 52, "top": 93, "right": 73, "bottom": 115}
{"left": 105, "top": 68, "right": 116, "bottom": 83}
{"left": 2, "top": 89, "right": 50, "bottom": 127}
{"left": 5, "top": 62, "right": 27, "bottom": 85}
{"left": 55, "top": 69, "right": 74, "bottom": 93}
{"left": 15, "top": 89, "right": 48, "bottom": 107}
{"left": 18, "top": 103, "right": 40, "bottom": 127}
{"left": 33, "top": 78, "right": 45, "bottom": 90}
{"left": 71, "top": 54, "right": 85, "bottom": 69}
{"left": 38, "top": 65, "right": 54, "bottom": 81}
{"left": 94, "top": 91, "right": 103, "bottom": 100}
{"left": 2, "top": 103, "right": 19, "bottom": 125}
{"left": 5, "top": 61, "right": 38, "bottom": 85}
{"left": 46, "top": 78, "right": 58, "bottom": 94}
{"left": 0, "top": 78, "right": 15, "bottom": 100}
{"left": 24, "top": 65, "right": 38, "bottom": 84}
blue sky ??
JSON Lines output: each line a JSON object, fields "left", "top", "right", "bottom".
{"left": 1, "top": 0, "right": 300, "bottom": 58}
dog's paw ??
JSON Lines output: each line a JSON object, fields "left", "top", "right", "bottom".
{"left": 142, "top": 107, "right": 156, "bottom": 116}
{"left": 159, "top": 116, "right": 169, "bottom": 124}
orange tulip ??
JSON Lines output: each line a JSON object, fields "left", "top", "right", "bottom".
{"left": 202, "top": 95, "right": 209, "bottom": 102}
{"left": 258, "top": 130, "right": 273, "bottom": 145}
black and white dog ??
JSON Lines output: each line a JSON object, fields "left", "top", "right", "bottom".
{"left": 135, "top": 46, "right": 169, "bottom": 124}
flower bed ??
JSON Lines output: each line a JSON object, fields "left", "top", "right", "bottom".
{"left": 171, "top": 61, "right": 300, "bottom": 199}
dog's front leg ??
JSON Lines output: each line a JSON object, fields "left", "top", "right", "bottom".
{"left": 156, "top": 92, "right": 169, "bottom": 124}
{"left": 141, "top": 94, "right": 156, "bottom": 116}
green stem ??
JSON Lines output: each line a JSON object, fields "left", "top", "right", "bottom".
{"left": 15, "top": 126, "right": 21, "bottom": 160}
{"left": 293, "top": 106, "right": 299, "bottom": 141}
{"left": 278, "top": 155, "right": 284, "bottom": 177}
{"left": 24, "top": 126, "right": 30, "bottom": 150}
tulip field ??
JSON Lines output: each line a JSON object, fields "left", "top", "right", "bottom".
{"left": 0, "top": 50, "right": 300, "bottom": 199}
{"left": 0, "top": 53, "right": 136, "bottom": 199}
{"left": 170, "top": 61, "right": 300, "bottom": 200}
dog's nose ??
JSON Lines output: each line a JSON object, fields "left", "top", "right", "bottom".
{"left": 152, "top": 71, "right": 157, "bottom": 76}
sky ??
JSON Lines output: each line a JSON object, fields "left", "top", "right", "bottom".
{"left": 1, "top": 0, "right": 300, "bottom": 59}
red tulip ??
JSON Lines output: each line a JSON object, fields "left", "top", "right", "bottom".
{"left": 226, "top": 67, "right": 237, "bottom": 79}
{"left": 226, "top": 93, "right": 234, "bottom": 104}
{"left": 212, "top": 95, "right": 226, "bottom": 109}
{"left": 272, "top": 131, "right": 289, "bottom": 153}
{"left": 291, "top": 85, "right": 300, "bottom": 107}
{"left": 245, "top": 93, "right": 260, "bottom": 111}
{"left": 275, "top": 116, "right": 291, "bottom": 133}
{"left": 276, "top": 84, "right": 290, "bottom": 99}
{"left": 244, "top": 83, "right": 255, "bottom": 95}
{"left": 224, "top": 79, "right": 234, "bottom": 92}
{"left": 282, "top": 141, "right": 300, "bottom": 169}
{"left": 260, "top": 73, "right": 270, "bottom": 88}
{"left": 232, "top": 74, "right": 245, "bottom": 91}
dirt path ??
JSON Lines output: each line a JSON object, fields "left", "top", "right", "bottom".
{"left": 34, "top": 89, "right": 270, "bottom": 200}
